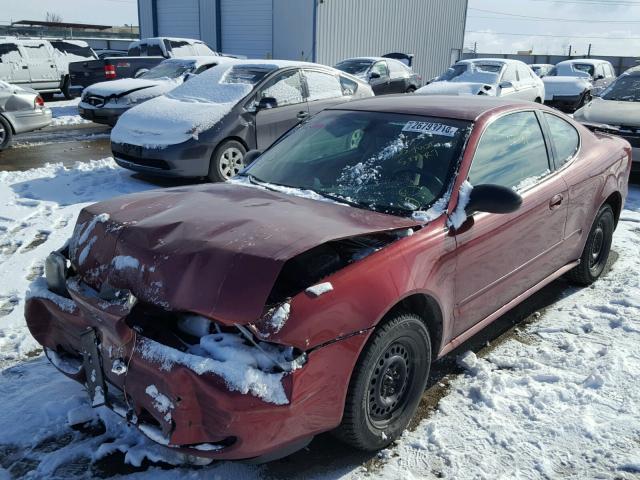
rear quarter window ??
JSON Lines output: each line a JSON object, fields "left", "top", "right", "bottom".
{"left": 544, "top": 113, "right": 580, "bottom": 167}
{"left": 0, "top": 43, "right": 22, "bottom": 62}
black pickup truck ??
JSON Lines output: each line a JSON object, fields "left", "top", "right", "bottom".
{"left": 68, "top": 37, "right": 219, "bottom": 97}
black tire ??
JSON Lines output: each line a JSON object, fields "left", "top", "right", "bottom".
{"left": 208, "top": 140, "right": 246, "bottom": 182}
{"left": 61, "top": 76, "right": 72, "bottom": 100}
{"left": 405, "top": 86, "right": 416, "bottom": 93}
{"left": 41, "top": 92, "right": 55, "bottom": 101}
{"left": 566, "top": 204, "right": 614, "bottom": 286}
{"left": 333, "top": 312, "right": 431, "bottom": 451}
{"left": 0, "top": 115, "right": 13, "bottom": 151}
{"left": 574, "top": 91, "right": 592, "bottom": 111}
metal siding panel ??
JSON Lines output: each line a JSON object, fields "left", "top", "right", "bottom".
{"left": 316, "top": 0, "right": 467, "bottom": 79}
{"left": 199, "top": 0, "right": 218, "bottom": 48}
{"left": 221, "top": 0, "right": 273, "bottom": 58}
{"left": 138, "top": 0, "right": 155, "bottom": 39}
{"left": 273, "top": 0, "right": 314, "bottom": 61}
{"left": 156, "top": 0, "right": 201, "bottom": 38}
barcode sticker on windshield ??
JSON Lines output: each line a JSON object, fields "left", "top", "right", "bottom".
{"left": 402, "top": 121, "right": 459, "bottom": 137}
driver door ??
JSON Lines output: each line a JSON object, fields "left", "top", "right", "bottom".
{"left": 254, "top": 69, "right": 309, "bottom": 150}
{"left": 452, "top": 111, "right": 568, "bottom": 336}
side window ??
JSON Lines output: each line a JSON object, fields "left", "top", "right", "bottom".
{"left": 141, "top": 43, "right": 163, "bottom": 56}
{"left": 518, "top": 65, "right": 533, "bottom": 80}
{"left": 469, "top": 112, "right": 550, "bottom": 191}
{"left": 23, "top": 44, "right": 51, "bottom": 60}
{"left": 339, "top": 75, "right": 358, "bottom": 96}
{"left": 608, "top": 64, "right": 616, "bottom": 77}
{"left": 544, "top": 113, "right": 579, "bottom": 167}
{"left": 0, "top": 43, "right": 22, "bottom": 63}
{"left": 387, "top": 60, "right": 409, "bottom": 78}
{"left": 371, "top": 61, "right": 389, "bottom": 78}
{"left": 128, "top": 46, "right": 141, "bottom": 56}
{"left": 304, "top": 70, "right": 343, "bottom": 101}
{"left": 260, "top": 70, "right": 304, "bottom": 106}
{"left": 501, "top": 64, "right": 517, "bottom": 83}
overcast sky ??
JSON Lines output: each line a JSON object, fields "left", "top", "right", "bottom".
{"left": 0, "top": 0, "right": 137, "bottom": 26}
{"left": 1, "top": 0, "right": 639, "bottom": 57}
{"left": 465, "top": 0, "right": 640, "bottom": 56}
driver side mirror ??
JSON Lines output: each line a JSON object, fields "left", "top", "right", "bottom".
{"left": 499, "top": 80, "right": 513, "bottom": 89}
{"left": 244, "top": 149, "right": 262, "bottom": 165}
{"left": 595, "top": 74, "right": 605, "bottom": 80}
{"left": 465, "top": 184, "right": 523, "bottom": 215}
{"left": 369, "top": 71, "right": 381, "bottom": 80}
{"left": 257, "top": 96, "right": 278, "bottom": 110}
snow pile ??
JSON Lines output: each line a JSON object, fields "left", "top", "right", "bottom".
{"left": 49, "top": 98, "right": 90, "bottom": 126}
{"left": 0, "top": 158, "right": 154, "bottom": 367}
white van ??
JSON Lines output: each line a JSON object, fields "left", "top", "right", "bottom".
{"left": 0, "top": 37, "right": 65, "bottom": 98}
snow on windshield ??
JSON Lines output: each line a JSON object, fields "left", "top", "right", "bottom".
{"left": 601, "top": 75, "right": 640, "bottom": 102}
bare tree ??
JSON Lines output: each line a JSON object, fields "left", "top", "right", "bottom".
{"left": 45, "top": 12, "right": 63, "bottom": 23}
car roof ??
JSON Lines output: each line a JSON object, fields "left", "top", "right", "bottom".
{"left": 557, "top": 59, "right": 610, "bottom": 66}
{"left": 338, "top": 57, "right": 381, "bottom": 63}
{"left": 161, "top": 55, "right": 232, "bottom": 65}
{"left": 327, "top": 95, "right": 534, "bottom": 121}
{"left": 458, "top": 58, "right": 520, "bottom": 65}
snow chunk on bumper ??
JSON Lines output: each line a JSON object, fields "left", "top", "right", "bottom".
{"left": 138, "top": 336, "right": 290, "bottom": 405}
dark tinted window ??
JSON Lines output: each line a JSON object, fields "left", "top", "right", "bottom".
{"left": 544, "top": 113, "right": 579, "bottom": 166}
{"left": 128, "top": 46, "right": 141, "bottom": 56}
{"left": 469, "top": 112, "right": 550, "bottom": 190}
{"left": 574, "top": 63, "right": 595, "bottom": 77}
{"left": 50, "top": 41, "right": 95, "bottom": 59}
{"left": 259, "top": 69, "right": 304, "bottom": 106}
{"left": 0, "top": 43, "right": 21, "bottom": 62}
{"left": 601, "top": 74, "right": 640, "bottom": 102}
{"left": 141, "top": 44, "right": 163, "bottom": 56}
{"left": 304, "top": 70, "right": 343, "bottom": 101}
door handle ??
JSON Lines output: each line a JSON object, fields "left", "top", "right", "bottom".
{"left": 549, "top": 194, "right": 564, "bottom": 210}
{"left": 297, "top": 111, "right": 309, "bottom": 120}
{"left": 22, "top": 65, "right": 28, "bottom": 70}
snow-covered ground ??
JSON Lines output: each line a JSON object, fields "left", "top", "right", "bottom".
{"left": 48, "top": 98, "right": 91, "bottom": 127}
{"left": 0, "top": 159, "right": 639, "bottom": 479}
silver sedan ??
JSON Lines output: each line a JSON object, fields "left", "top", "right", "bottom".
{"left": 1, "top": 81, "right": 52, "bottom": 151}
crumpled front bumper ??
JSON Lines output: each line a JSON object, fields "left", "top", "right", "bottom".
{"left": 25, "top": 281, "right": 368, "bottom": 461}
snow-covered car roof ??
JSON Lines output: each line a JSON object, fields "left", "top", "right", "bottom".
{"left": 556, "top": 59, "right": 612, "bottom": 67}
{"left": 457, "top": 58, "right": 522, "bottom": 66}
{"left": 530, "top": 63, "right": 554, "bottom": 68}
{"left": 128, "top": 36, "right": 209, "bottom": 48}
{"left": 160, "top": 55, "right": 233, "bottom": 67}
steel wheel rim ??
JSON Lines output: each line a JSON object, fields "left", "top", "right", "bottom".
{"left": 219, "top": 147, "right": 244, "bottom": 179}
{"left": 589, "top": 222, "right": 606, "bottom": 272}
{"left": 367, "top": 341, "right": 413, "bottom": 427}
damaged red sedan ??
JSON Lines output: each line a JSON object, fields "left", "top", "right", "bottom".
{"left": 26, "top": 96, "right": 631, "bottom": 462}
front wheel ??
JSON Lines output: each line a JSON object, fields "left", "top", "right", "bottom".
{"left": 566, "top": 204, "right": 614, "bottom": 285}
{"left": 0, "top": 115, "right": 13, "bottom": 151}
{"left": 208, "top": 140, "right": 246, "bottom": 182}
{"left": 61, "top": 76, "right": 72, "bottom": 100}
{"left": 333, "top": 312, "right": 431, "bottom": 451}
{"left": 405, "top": 86, "right": 416, "bottom": 93}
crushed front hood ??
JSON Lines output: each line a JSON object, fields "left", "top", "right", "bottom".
{"left": 69, "top": 183, "right": 420, "bottom": 324}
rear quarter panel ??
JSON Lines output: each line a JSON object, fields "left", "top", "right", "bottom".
{"left": 559, "top": 124, "right": 631, "bottom": 260}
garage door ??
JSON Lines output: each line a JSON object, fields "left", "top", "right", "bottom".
{"left": 156, "top": 0, "right": 200, "bottom": 39}
{"left": 220, "top": 0, "right": 272, "bottom": 58}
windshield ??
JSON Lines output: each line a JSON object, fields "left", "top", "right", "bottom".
{"left": 222, "top": 65, "right": 277, "bottom": 85}
{"left": 242, "top": 110, "right": 470, "bottom": 216}
{"left": 531, "top": 66, "right": 541, "bottom": 75}
{"left": 437, "top": 62, "right": 501, "bottom": 84}
{"left": 601, "top": 75, "right": 640, "bottom": 102}
{"left": 335, "top": 60, "right": 373, "bottom": 76}
{"left": 141, "top": 61, "right": 195, "bottom": 79}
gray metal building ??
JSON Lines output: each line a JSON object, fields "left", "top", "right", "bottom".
{"left": 137, "top": 0, "right": 468, "bottom": 79}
